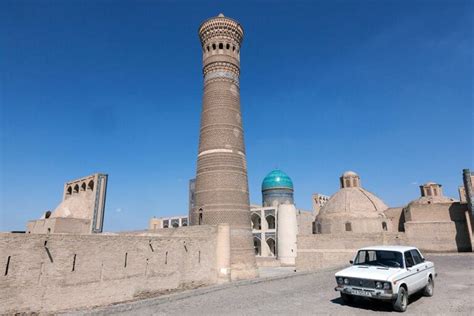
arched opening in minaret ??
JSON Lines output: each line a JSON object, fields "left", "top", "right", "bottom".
{"left": 266, "top": 238, "right": 276, "bottom": 256}
{"left": 251, "top": 213, "right": 261, "bottom": 230}
{"left": 218, "top": 43, "right": 223, "bottom": 49}
{"left": 266, "top": 215, "right": 275, "bottom": 229}
{"left": 226, "top": 43, "right": 230, "bottom": 49}
{"left": 253, "top": 237, "right": 261, "bottom": 256}
{"left": 73, "top": 184, "right": 79, "bottom": 193}
{"left": 212, "top": 44, "right": 216, "bottom": 50}
{"left": 198, "top": 208, "right": 203, "bottom": 225}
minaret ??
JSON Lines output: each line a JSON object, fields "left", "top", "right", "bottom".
{"left": 192, "top": 14, "right": 257, "bottom": 280}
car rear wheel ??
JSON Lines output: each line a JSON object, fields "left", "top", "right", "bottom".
{"left": 392, "top": 286, "right": 408, "bottom": 312}
{"left": 340, "top": 293, "right": 353, "bottom": 304}
{"left": 423, "top": 276, "right": 434, "bottom": 297}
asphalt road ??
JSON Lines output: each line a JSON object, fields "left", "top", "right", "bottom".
{"left": 76, "top": 253, "right": 474, "bottom": 316}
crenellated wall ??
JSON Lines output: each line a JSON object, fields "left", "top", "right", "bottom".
{"left": 0, "top": 225, "right": 228, "bottom": 314}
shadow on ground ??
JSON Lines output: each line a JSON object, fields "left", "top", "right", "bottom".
{"left": 330, "top": 292, "right": 424, "bottom": 313}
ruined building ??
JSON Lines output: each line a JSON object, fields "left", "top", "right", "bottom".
{"left": 27, "top": 173, "right": 108, "bottom": 234}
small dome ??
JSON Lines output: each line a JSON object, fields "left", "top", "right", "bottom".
{"left": 262, "top": 169, "right": 293, "bottom": 191}
{"left": 342, "top": 170, "right": 358, "bottom": 177}
{"left": 218, "top": 13, "right": 225, "bottom": 17}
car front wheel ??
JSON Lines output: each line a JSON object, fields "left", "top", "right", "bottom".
{"left": 392, "top": 286, "right": 408, "bottom": 312}
{"left": 423, "top": 276, "right": 434, "bottom": 297}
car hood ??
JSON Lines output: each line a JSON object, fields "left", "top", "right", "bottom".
{"left": 335, "top": 265, "right": 401, "bottom": 281}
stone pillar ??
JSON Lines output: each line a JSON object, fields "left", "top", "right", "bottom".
{"left": 216, "top": 223, "right": 231, "bottom": 283}
{"left": 192, "top": 13, "right": 258, "bottom": 280}
{"left": 277, "top": 204, "right": 298, "bottom": 266}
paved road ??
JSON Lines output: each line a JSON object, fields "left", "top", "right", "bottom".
{"left": 77, "top": 254, "right": 474, "bottom": 315}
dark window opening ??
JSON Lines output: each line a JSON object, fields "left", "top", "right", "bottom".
{"left": 198, "top": 209, "right": 203, "bottom": 225}
{"left": 232, "top": 46, "right": 235, "bottom": 51}
{"left": 81, "top": 182, "right": 86, "bottom": 191}
{"left": 66, "top": 186, "right": 72, "bottom": 195}
{"left": 382, "top": 222, "right": 387, "bottom": 231}
{"left": 212, "top": 44, "right": 216, "bottom": 50}
{"left": 226, "top": 43, "right": 230, "bottom": 49}
{"left": 345, "top": 222, "right": 352, "bottom": 232}
{"left": 266, "top": 215, "right": 275, "bottom": 229}
{"left": 88, "top": 180, "right": 94, "bottom": 191}
{"left": 251, "top": 214, "right": 261, "bottom": 230}
{"left": 253, "top": 237, "right": 261, "bottom": 256}
{"left": 45, "top": 211, "right": 51, "bottom": 219}
{"left": 206, "top": 46, "right": 210, "bottom": 52}
{"left": 73, "top": 184, "right": 79, "bottom": 193}
{"left": 266, "top": 238, "right": 276, "bottom": 256}
{"left": 219, "top": 43, "right": 223, "bottom": 49}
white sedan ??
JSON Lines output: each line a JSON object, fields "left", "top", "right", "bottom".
{"left": 334, "top": 245, "right": 436, "bottom": 312}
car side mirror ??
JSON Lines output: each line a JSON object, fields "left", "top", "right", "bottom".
{"left": 349, "top": 260, "right": 353, "bottom": 264}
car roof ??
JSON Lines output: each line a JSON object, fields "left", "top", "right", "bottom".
{"left": 358, "top": 245, "right": 418, "bottom": 252}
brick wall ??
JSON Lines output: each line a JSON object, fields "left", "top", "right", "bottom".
{"left": 0, "top": 225, "right": 219, "bottom": 313}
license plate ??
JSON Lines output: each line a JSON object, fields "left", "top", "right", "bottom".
{"left": 350, "top": 289, "right": 372, "bottom": 297}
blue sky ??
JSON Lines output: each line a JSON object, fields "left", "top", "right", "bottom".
{"left": 1, "top": 0, "right": 472, "bottom": 232}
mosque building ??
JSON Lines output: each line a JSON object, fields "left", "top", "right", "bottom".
{"left": 250, "top": 169, "right": 313, "bottom": 266}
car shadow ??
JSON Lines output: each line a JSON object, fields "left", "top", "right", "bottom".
{"left": 330, "top": 292, "right": 424, "bottom": 313}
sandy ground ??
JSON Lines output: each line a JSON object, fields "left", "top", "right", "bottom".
{"left": 69, "top": 253, "right": 474, "bottom": 316}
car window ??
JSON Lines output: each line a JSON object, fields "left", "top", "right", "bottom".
{"left": 405, "top": 251, "right": 415, "bottom": 268}
{"left": 410, "top": 250, "right": 422, "bottom": 265}
{"left": 354, "top": 250, "right": 403, "bottom": 268}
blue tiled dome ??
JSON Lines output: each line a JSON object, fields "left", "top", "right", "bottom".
{"left": 262, "top": 169, "right": 293, "bottom": 191}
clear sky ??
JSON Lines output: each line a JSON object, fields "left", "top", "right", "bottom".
{"left": 1, "top": 0, "right": 472, "bottom": 232}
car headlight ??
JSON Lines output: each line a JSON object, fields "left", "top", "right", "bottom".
{"left": 337, "top": 277, "right": 343, "bottom": 285}
{"left": 383, "top": 282, "right": 391, "bottom": 290}
{"left": 376, "top": 281, "right": 383, "bottom": 289}
{"left": 344, "top": 278, "right": 349, "bottom": 285}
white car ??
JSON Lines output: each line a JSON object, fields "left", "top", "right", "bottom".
{"left": 334, "top": 245, "right": 436, "bottom": 312}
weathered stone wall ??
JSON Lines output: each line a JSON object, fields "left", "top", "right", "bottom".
{"left": 0, "top": 225, "right": 221, "bottom": 314}
{"left": 296, "top": 233, "right": 408, "bottom": 272}
{"left": 297, "top": 210, "right": 314, "bottom": 235}
{"left": 27, "top": 217, "right": 91, "bottom": 234}
{"left": 405, "top": 221, "right": 472, "bottom": 252}
{"left": 405, "top": 202, "right": 467, "bottom": 222}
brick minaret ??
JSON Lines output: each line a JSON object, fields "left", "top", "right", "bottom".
{"left": 192, "top": 14, "right": 257, "bottom": 280}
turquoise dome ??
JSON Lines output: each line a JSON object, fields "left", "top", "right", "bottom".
{"left": 262, "top": 169, "right": 294, "bottom": 191}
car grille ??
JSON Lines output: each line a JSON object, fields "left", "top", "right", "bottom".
{"left": 347, "top": 278, "right": 376, "bottom": 289}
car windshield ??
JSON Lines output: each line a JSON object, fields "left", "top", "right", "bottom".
{"left": 354, "top": 250, "right": 403, "bottom": 268}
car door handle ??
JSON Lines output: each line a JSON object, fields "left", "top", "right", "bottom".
{"left": 417, "top": 269, "right": 420, "bottom": 272}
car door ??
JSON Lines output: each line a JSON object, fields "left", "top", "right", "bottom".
{"left": 402, "top": 251, "right": 420, "bottom": 294}
{"left": 410, "top": 249, "right": 427, "bottom": 290}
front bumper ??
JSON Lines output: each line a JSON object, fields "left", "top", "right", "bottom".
{"left": 335, "top": 285, "right": 396, "bottom": 300}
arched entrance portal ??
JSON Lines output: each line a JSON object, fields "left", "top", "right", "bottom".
{"left": 266, "top": 238, "right": 276, "bottom": 256}
{"left": 251, "top": 213, "right": 261, "bottom": 230}
{"left": 253, "top": 237, "right": 262, "bottom": 256}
